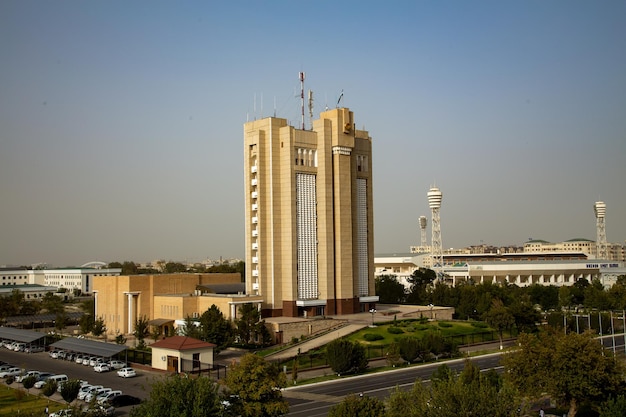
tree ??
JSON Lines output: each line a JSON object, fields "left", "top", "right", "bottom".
{"left": 224, "top": 353, "right": 289, "bottom": 417}
{"left": 134, "top": 315, "right": 150, "bottom": 346}
{"left": 179, "top": 315, "right": 201, "bottom": 339}
{"left": 328, "top": 394, "right": 386, "bottom": 417}
{"left": 130, "top": 374, "right": 222, "bottom": 417}
{"left": 22, "top": 375, "right": 37, "bottom": 392}
{"left": 199, "top": 305, "right": 234, "bottom": 353}
{"left": 386, "top": 360, "right": 519, "bottom": 417}
{"left": 375, "top": 275, "right": 406, "bottom": 304}
{"left": 60, "top": 379, "right": 82, "bottom": 405}
{"left": 599, "top": 395, "right": 626, "bottom": 417}
{"left": 41, "top": 292, "right": 64, "bottom": 314}
{"left": 385, "top": 342, "right": 402, "bottom": 367}
{"left": 42, "top": 380, "right": 58, "bottom": 398}
{"left": 503, "top": 330, "right": 625, "bottom": 417}
{"left": 91, "top": 316, "right": 106, "bottom": 337}
{"left": 482, "top": 299, "right": 514, "bottom": 349}
{"left": 235, "top": 303, "right": 262, "bottom": 345}
{"left": 397, "top": 336, "right": 421, "bottom": 364}
{"left": 406, "top": 268, "right": 436, "bottom": 304}
{"left": 164, "top": 262, "right": 188, "bottom": 273}
{"left": 326, "top": 339, "right": 368, "bottom": 375}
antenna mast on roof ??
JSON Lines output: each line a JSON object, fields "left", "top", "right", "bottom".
{"left": 299, "top": 72, "right": 305, "bottom": 130}
{"left": 308, "top": 90, "right": 314, "bottom": 129}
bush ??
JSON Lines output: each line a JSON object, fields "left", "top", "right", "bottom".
{"left": 326, "top": 339, "right": 368, "bottom": 375}
{"left": 387, "top": 326, "right": 404, "bottom": 334}
{"left": 414, "top": 325, "right": 430, "bottom": 331}
{"left": 471, "top": 322, "right": 488, "bottom": 328}
{"left": 363, "top": 333, "right": 384, "bottom": 342}
{"left": 438, "top": 322, "right": 453, "bottom": 328}
{"left": 5, "top": 376, "right": 14, "bottom": 385}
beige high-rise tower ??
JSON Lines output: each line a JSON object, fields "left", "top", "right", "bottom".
{"left": 244, "top": 107, "right": 378, "bottom": 317}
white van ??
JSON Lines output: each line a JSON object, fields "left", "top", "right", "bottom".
{"left": 36, "top": 374, "right": 68, "bottom": 389}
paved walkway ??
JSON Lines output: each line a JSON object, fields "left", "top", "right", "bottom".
{"left": 265, "top": 323, "right": 369, "bottom": 362}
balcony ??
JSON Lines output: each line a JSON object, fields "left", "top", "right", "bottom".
{"left": 252, "top": 269, "right": 259, "bottom": 277}
{"left": 251, "top": 179, "right": 257, "bottom": 186}
{"left": 252, "top": 257, "right": 259, "bottom": 264}
{"left": 251, "top": 203, "right": 258, "bottom": 211}
{"left": 252, "top": 282, "right": 259, "bottom": 290}
{"left": 251, "top": 217, "right": 258, "bottom": 224}
{"left": 251, "top": 165, "right": 257, "bottom": 173}
{"left": 251, "top": 191, "right": 258, "bottom": 199}
{"left": 251, "top": 242, "right": 258, "bottom": 250}
{"left": 252, "top": 229, "right": 258, "bottom": 237}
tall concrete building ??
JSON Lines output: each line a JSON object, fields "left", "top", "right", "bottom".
{"left": 243, "top": 107, "right": 378, "bottom": 317}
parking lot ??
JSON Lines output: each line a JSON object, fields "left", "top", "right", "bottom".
{"left": 1, "top": 348, "right": 164, "bottom": 416}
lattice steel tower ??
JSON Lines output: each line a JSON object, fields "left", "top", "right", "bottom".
{"left": 594, "top": 201, "right": 607, "bottom": 259}
{"left": 427, "top": 187, "right": 443, "bottom": 278}
{"left": 419, "top": 215, "right": 428, "bottom": 248}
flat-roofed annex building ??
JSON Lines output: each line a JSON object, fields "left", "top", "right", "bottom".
{"left": 244, "top": 108, "right": 378, "bottom": 317}
{"left": 92, "top": 273, "right": 263, "bottom": 336}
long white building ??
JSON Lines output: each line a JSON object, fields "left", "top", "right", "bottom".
{"left": 0, "top": 267, "right": 121, "bottom": 295}
{"left": 375, "top": 252, "right": 625, "bottom": 288}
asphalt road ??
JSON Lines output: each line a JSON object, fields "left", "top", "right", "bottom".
{"left": 1, "top": 349, "right": 162, "bottom": 416}
{"left": 284, "top": 353, "right": 504, "bottom": 417}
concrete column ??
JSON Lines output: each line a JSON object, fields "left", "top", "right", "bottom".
{"left": 127, "top": 293, "right": 134, "bottom": 334}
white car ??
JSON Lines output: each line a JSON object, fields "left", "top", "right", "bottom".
{"left": 97, "top": 390, "right": 122, "bottom": 405}
{"left": 50, "top": 409, "right": 73, "bottom": 417}
{"left": 0, "top": 367, "right": 22, "bottom": 378}
{"left": 77, "top": 385, "right": 102, "bottom": 401}
{"left": 117, "top": 367, "right": 136, "bottom": 378}
{"left": 94, "top": 364, "right": 110, "bottom": 373}
{"left": 107, "top": 360, "right": 126, "bottom": 370}
{"left": 85, "top": 387, "right": 111, "bottom": 403}
{"left": 16, "top": 370, "right": 40, "bottom": 383}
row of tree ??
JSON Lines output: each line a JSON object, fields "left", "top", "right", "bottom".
{"left": 376, "top": 270, "right": 626, "bottom": 317}
{"left": 107, "top": 260, "right": 245, "bottom": 277}
{"left": 328, "top": 331, "right": 626, "bottom": 417}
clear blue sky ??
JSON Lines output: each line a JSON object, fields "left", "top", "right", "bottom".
{"left": 1, "top": 1, "right": 625, "bottom": 267}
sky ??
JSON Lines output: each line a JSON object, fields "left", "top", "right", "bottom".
{"left": 1, "top": 1, "right": 625, "bottom": 267}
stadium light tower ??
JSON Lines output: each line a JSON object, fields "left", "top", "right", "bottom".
{"left": 419, "top": 215, "right": 428, "bottom": 249}
{"left": 427, "top": 186, "right": 443, "bottom": 279}
{"left": 594, "top": 201, "right": 607, "bottom": 259}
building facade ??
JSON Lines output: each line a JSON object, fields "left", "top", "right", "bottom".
{"left": 0, "top": 267, "right": 120, "bottom": 295}
{"left": 244, "top": 108, "right": 377, "bottom": 317}
{"left": 92, "top": 273, "right": 263, "bottom": 336}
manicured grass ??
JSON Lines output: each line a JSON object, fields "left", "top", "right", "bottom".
{"left": 0, "top": 385, "right": 65, "bottom": 417}
{"left": 347, "top": 319, "right": 498, "bottom": 346}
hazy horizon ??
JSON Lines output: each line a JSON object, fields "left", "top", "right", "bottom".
{"left": 2, "top": 1, "right": 625, "bottom": 267}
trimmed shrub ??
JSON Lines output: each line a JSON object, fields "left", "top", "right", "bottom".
{"left": 363, "top": 333, "right": 384, "bottom": 342}
{"left": 387, "top": 326, "right": 404, "bottom": 334}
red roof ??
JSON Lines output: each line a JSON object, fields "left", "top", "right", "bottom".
{"left": 150, "top": 336, "right": 215, "bottom": 351}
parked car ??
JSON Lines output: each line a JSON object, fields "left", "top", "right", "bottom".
{"left": 0, "top": 367, "right": 23, "bottom": 378}
{"left": 75, "top": 354, "right": 85, "bottom": 364}
{"left": 13, "top": 343, "right": 26, "bottom": 352}
{"left": 83, "top": 404, "right": 114, "bottom": 416}
{"left": 0, "top": 365, "right": 14, "bottom": 373}
{"left": 93, "top": 364, "right": 110, "bottom": 373}
{"left": 97, "top": 390, "right": 122, "bottom": 405}
{"left": 107, "top": 360, "right": 126, "bottom": 370}
{"left": 50, "top": 409, "right": 73, "bottom": 417}
{"left": 117, "top": 367, "right": 137, "bottom": 378}
{"left": 78, "top": 385, "right": 103, "bottom": 401}
{"left": 16, "top": 370, "right": 40, "bottom": 383}
{"left": 33, "top": 374, "right": 56, "bottom": 389}
{"left": 25, "top": 345, "right": 44, "bottom": 353}
{"left": 109, "top": 394, "right": 142, "bottom": 407}
{"left": 85, "top": 387, "right": 112, "bottom": 403}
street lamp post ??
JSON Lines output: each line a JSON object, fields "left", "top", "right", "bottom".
{"left": 369, "top": 308, "right": 377, "bottom": 327}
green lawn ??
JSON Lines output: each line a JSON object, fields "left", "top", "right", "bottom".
{"left": 347, "top": 319, "right": 498, "bottom": 346}
{"left": 0, "top": 385, "right": 65, "bottom": 417}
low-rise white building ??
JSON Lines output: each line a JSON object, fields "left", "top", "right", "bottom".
{"left": 0, "top": 266, "right": 120, "bottom": 295}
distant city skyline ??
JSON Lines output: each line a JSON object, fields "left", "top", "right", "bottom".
{"left": 1, "top": 1, "right": 625, "bottom": 267}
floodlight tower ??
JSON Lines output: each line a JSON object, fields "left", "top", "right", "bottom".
{"left": 419, "top": 216, "right": 428, "bottom": 249}
{"left": 594, "top": 201, "right": 607, "bottom": 259}
{"left": 427, "top": 187, "right": 443, "bottom": 278}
